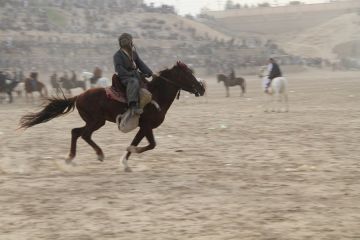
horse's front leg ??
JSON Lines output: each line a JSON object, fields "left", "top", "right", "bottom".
{"left": 121, "top": 128, "right": 145, "bottom": 172}
{"left": 127, "top": 129, "right": 156, "bottom": 154}
{"left": 123, "top": 128, "right": 156, "bottom": 172}
{"left": 7, "top": 92, "right": 13, "bottom": 103}
{"left": 264, "top": 92, "right": 271, "bottom": 112}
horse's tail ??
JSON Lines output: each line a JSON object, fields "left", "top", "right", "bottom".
{"left": 19, "top": 96, "right": 77, "bottom": 129}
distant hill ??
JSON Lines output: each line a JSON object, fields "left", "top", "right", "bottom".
{"left": 277, "top": 13, "right": 360, "bottom": 60}
{"left": 2, "top": 0, "right": 358, "bottom": 74}
{"left": 200, "top": 1, "right": 360, "bottom": 60}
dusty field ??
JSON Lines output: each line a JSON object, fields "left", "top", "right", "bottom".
{"left": 0, "top": 70, "right": 359, "bottom": 240}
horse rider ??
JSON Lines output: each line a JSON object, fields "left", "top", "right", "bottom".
{"left": 30, "top": 72, "right": 39, "bottom": 91}
{"left": 90, "top": 67, "right": 102, "bottom": 87}
{"left": 265, "top": 58, "right": 282, "bottom": 93}
{"left": 113, "top": 33, "right": 157, "bottom": 117}
{"left": 229, "top": 68, "right": 235, "bottom": 80}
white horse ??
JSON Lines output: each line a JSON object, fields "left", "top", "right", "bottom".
{"left": 81, "top": 72, "right": 110, "bottom": 88}
{"left": 81, "top": 71, "right": 93, "bottom": 89}
{"left": 13, "top": 81, "right": 25, "bottom": 97}
{"left": 96, "top": 77, "right": 110, "bottom": 88}
{"left": 259, "top": 66, "right": 289, "bottom": 112}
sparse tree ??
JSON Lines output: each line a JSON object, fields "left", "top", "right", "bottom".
{"left": 258, "top": 2, "right": 271, "bottom": 8}
{"left": 289, "top": 1, "right": 303, "bottom": 5}
{"left": 225, "top": 0, "right": 234, "bottom": 10}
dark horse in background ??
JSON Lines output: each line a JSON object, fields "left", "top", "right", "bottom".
{"left": 59, "top": 72, "right": 87, "bottom": 95}
{"left": 24, "top": 72, "right": 48, "bottom": 101}
{"left": 0, "top": 75, "right": 19, "bottom": 103}
{"left": 19, "top": 62, "right": 205, "bottom": 172}
{"left": 217, "top": 74, "right": 246, "bottom": 97}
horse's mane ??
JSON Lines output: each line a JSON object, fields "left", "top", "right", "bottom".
{"left": 158, "top": 61, "right": 193, "bottom": 76}
{"left": 148, "top": 61, "right": 193, "bottom": 91}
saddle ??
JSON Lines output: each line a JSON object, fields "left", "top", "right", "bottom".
{"left": 108, "top": 74, "right": 154, "bottom": 133}
{"left": 105, "top": 74, "right": 151, "bottom": 105}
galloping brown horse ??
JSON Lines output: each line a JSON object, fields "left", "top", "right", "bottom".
{"left": 19, "top": 62, "right": 205, "bottom": 172}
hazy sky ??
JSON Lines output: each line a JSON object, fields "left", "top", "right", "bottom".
{"left": 144, "top": 0, "right": 329, "bottom": 15}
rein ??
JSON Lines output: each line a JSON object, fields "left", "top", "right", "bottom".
{"left": 157, "top": 74, "right": 182, "bottom": 100}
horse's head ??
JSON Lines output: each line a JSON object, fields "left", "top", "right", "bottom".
{"left": 217, "top": 74, "right": 226, "bottom": 83}
{"left": 169, "top": 61, "right": 205, "bottom": 97}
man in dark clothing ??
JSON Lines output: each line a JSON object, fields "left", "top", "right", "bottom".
{"left": 113, "top": 33, "right": 155, "bottom": 116}
{"left": 229, "top": 68, "right": 235, "bottom": 80}
{"left": 265, "top": 58, "right": 282, "bottom": 93}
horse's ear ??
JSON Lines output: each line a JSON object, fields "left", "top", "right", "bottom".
{"left": 176, "top": 61, "right": 187, "bottom": 69}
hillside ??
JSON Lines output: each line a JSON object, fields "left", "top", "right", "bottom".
{"left": 277, "top": 13, "right": 360, "bottom": 60}
{"left": 2, "top": 0, "right": 358, "bottom": 75}
{"left": 200, "top": 1, "right": 360, "bottom": 62}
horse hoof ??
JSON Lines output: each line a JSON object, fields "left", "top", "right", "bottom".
{"left": 126, "top": 146, "right": 138, "bottom": 153}
{"left": 97, "top": 154, "right": 104, "bottom": 162}
{"left": 124, "top": 167, "right": 132, "bottom": 173}
{"left": 65, "top": 155, "right": 74, "bottom": 164}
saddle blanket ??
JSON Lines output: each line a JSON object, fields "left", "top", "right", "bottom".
{"left": 105, "top": 86, "right": 127, "bottom": 103}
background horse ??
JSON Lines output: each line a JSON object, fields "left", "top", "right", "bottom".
{"left": 217, "top": 74, "right": 246, "bottom": 97}
{"left": 59, "top": 76, "right": 87, "bottom": 95}
{"left": 259, "top": 66, "right": 289, "bottom": 112}
{"left": 81, "top": 72, "right": 110, "bottom": 88}
{"left": 19, "top": 61, "right": 205, "bottom": 172}
{"left": 96, "top": 77, "right": 110, "bottom": 88}
{"left": 0, "top": 79, "right": 19, "bottom": 103}
{"left": 24, "top": 78, "right": 48, "bottom": 100}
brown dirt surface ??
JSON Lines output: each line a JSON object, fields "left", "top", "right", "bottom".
{"left": 0, "top": 70, "right": 359, "bottom": 240}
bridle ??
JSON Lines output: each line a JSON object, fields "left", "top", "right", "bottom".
{"left": 156, "top": 74, "right": 201, "bottom": 99}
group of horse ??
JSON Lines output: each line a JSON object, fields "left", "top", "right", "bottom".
{"left": 217, "top": 67, "right": 289, "bottom": 112}
{"left": 51, "top": 71, "right": 110, "bottom": 96}
{"left": 0, "top": 71, "right": 110, "bottom": 103}
{"left": 0, "top": 71, "right": 47, "bottom": 103}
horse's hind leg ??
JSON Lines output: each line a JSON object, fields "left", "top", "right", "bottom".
{"left": 240, "top": 85, "right": 244, "bottom": 97}
{"left": 81, "top": 120, "right": 106, "bottom": 161}
{"left": 242, "top": 82, "right": 246, "bottom": 96}
{"left": 66, "top": 126, "right": 85, "bottom": 163}
{"left": 275, "top": 92, "right": 282, "bottom": 112}
{"left": 284, "top": 93, "right": 289, "bottom": 112}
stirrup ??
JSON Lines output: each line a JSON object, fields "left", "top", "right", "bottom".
{"left": 116, "top": 109, "right": 140, "bottom": 133}
{"left": 131, "top": 107, "right": 143, "bottom": 115}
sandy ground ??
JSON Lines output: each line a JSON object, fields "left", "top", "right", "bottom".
{"left": 0, "top": 69, "right": 359, "bottom": 240}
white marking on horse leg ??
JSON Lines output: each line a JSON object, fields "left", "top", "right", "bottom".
{"left": 127, "top": 145, "right": 139, "bottom": 153}
{"left": 121, "top": 152, "right": 132, "bottom": 172}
